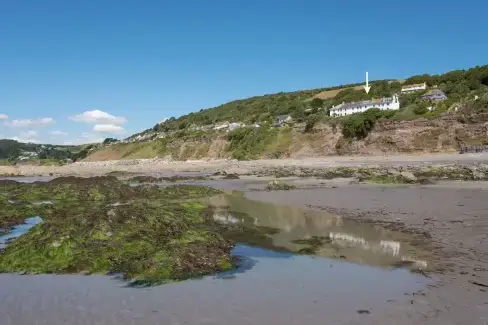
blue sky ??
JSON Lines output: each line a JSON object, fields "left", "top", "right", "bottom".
{"left": 1, "top": 0, "right": 487, "bottom": 144}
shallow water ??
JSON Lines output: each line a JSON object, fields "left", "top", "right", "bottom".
{"left": 0, "top": 176, "right": 55, "bottom": 183}
{"left": 0, "top": 244, "right": 428, "bottom": 325}
{"left": 204, "top": 194, "right": 431, "bottom": 270}
{"left": 0, "top": 216, "right": 42, "bottom": 249}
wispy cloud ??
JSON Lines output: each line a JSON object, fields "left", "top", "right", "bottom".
{"left": 93, "top": 124, "right": 126, "bottom": 134}
{"left": 9, "top": 130, "right": 40, "bottom": 143}
{"left": 0, "top": 113, "right": 8, "bottom": 120}
{"left": 64, "top": 133, "right": 105, "bottom": 145}
{"left": 6, "top": 117, "right": 55, "bottom": 127}
{"left": 70, "top": 110, "right": 127, "bottom": 125}
{"left": 51, "top": 130, "right": 68, "bottom": 136}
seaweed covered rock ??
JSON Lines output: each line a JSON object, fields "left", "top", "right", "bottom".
{"left": 0, "top": 200, "right": 234, "bottom": 284}
{"left": 0, "top": 177, "right": 232, "bottom": 285}
{"left": 266, "top": 180, "right": 296, "bottom": 191}
{"left": 0, "top": 198, "right": 49, "bottom": 229}
{"left": 0, "top": 177, "right": 220, "bottom": 202}
{"left": 127, "top": 175, "right": 210, "bottom": 183}
{"left": 221, "top": 173, "right": 240, "bottom": 180}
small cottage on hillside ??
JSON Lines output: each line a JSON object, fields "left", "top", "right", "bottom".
{"left": 422, "top": 89, "right": 447, "bottom": 102}
{"left": 275, "top": 115, "right": 292, "bottom": 126}
{"left": 401, "top": 82, "right": 427, "bottom": 93}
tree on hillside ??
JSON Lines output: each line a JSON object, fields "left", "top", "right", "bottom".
{"left": 304, "top": 115, "right": 319, "bottom": 133}
{"left": 310, "top": 98, "right": 324, "bottom": 109}
{"left": 103, "top": 138, "right": 118, "bottom": 145}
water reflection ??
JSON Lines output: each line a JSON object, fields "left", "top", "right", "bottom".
{"left": 203, "top": 194, "right": 430, "bottom": 270}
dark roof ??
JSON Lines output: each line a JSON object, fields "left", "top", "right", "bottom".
{"left": 277, "top": 115, "right": 291, "bottom": 120}
{"left": 423, "top": 89, "right": 446, "bottom": 97}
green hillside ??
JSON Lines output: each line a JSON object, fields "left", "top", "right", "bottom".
{"left": 141, "top": 65, "right": 488, "bottom": 136}
{"left": 0, "top": 140, "right": 87, "bottom": 164}
{"left": 87, "top": 64, "right": 488, "bottom": 161}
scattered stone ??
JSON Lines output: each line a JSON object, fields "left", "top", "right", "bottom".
{"left": 469, "top": 280, "right": 488, "bottom": 288}
{"left": 400, "top": 171, "right": 417, "bottom": 183}
{"left": 221, "top": 173, "right": 240, "bottom": 180}
{"left": 357, "top": 310, "right": 370, "bottom": 315}
{"left": 266, "top": 180, "right": 296, "bottom": 191}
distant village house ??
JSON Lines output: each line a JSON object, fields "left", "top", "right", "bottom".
{"left": 275, "top": 115, "right": 292, "bottom": 126}
{"left": 421, "top": 89, "right": 447, "bottom": 102}
{"left": 214, "top": 121, "right": 230, "bottom": 130}
{"left": 330, "top": 94, "right": 400, "bottom": 117}
{"left": 228, "top": 122, "right": 244, "bottom": 131}
{"left": 401, "top": 82, "right": 427, "bottom": 94}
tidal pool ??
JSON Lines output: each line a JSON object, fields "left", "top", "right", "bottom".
{"left": 0, "top": 216, "right": 42, "bottom": 249}
{"left": 204, "top": 194, "right": 431, "bottom": 270}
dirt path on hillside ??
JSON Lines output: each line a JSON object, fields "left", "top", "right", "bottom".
{"left": 243, "top": 183, "right": 488, "bottom": 325}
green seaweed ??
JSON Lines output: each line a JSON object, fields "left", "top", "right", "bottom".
{"left": 0, "top": 177, "right": 235, "bottom": 285}
{"left": 266, "top": 180, "right": 297, "bottom": 191}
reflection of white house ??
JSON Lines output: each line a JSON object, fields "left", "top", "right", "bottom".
{"left": 330, "top": 94, "right": 400, "bottom": 117}
{"left": 330, "top": 232, "right": 403, "bottom": 257}
{"left": 401, "top": 255, "right": 428, "bottom": 269}
{"left": 401, "top": 82, "right": 427, "bottom": 93}
{"left": 380, "top": 240, "right": 400, "bottom": 256}
{"left": 330, "top": 232, "right": 367, "bottom": 245}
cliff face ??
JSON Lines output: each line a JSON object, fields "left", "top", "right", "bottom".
{"left": 335, "top": 114, "right": 488, "bottom": 156}
{"left": 86, "top": 114, "right": 488, "bottom": 161}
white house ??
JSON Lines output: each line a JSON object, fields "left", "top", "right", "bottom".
{"left": 228, "top": 122, "right": 244, "bottom": 131}
{"left": 214, "top": 121, "right": 230, "bottom": 130}
{"left": 401, "top": 82, "right": 427, "bottom": 93}
{"left": 330, "top": 94, "right": 400, "bottom": 117}
{"left": 275, "top": 115, "right": 293, "bottom": 126}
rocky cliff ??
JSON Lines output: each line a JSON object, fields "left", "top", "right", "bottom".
{"left": 86, "top": 114, "right": 488, "bottom": 161}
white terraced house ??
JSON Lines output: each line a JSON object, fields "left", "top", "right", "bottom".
{"left": 401, "top": 82, "right": 427, "bottom": 93}
{"left": 330, "top": 94, "right": 400, "bottom": 117}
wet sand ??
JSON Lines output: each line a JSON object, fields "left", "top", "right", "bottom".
{"left": 244, "top": 183, "right": 488, "bottom": 324}
{"left": 0, "top": 245, "right": 428, "bottom": 325}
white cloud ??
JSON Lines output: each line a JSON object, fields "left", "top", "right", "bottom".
{"left": 9, "top": 137, "right": 41, "bottom": 144}
{"left": 0, "top": 114, "right": 8, "bottom": 120}
{"left": 7, "top": 117, "right": 54, "bottom": 127}
{"left": 70, "top": 110, "right": 127, "bottom": 125}
{"left": 23, "top": 130, "right": 37, "bottom": 138}
{"left": 10, "top": 130, "right": 40, "bottom": 143}
{"left": 93, "top": 124, "right": 126, "bottom": 134}
{"left": 51, "top": 130, "right": 68, "bottom": 136}
{"left": 160, "top": 117, "right": 168, "bottom": 124}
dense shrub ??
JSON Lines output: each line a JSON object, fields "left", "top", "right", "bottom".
{"left": 304, "top": 115, "right": 319, "bottom": 133}
{"left": 341, "top": 108, "right": 391, "bottom": 139}
{"left": 226, "top": 127, "right": 278, "bottom": 160}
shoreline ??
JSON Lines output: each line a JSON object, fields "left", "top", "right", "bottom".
{"left": 2, "top": 153, "right": 488, "bottom": 177}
